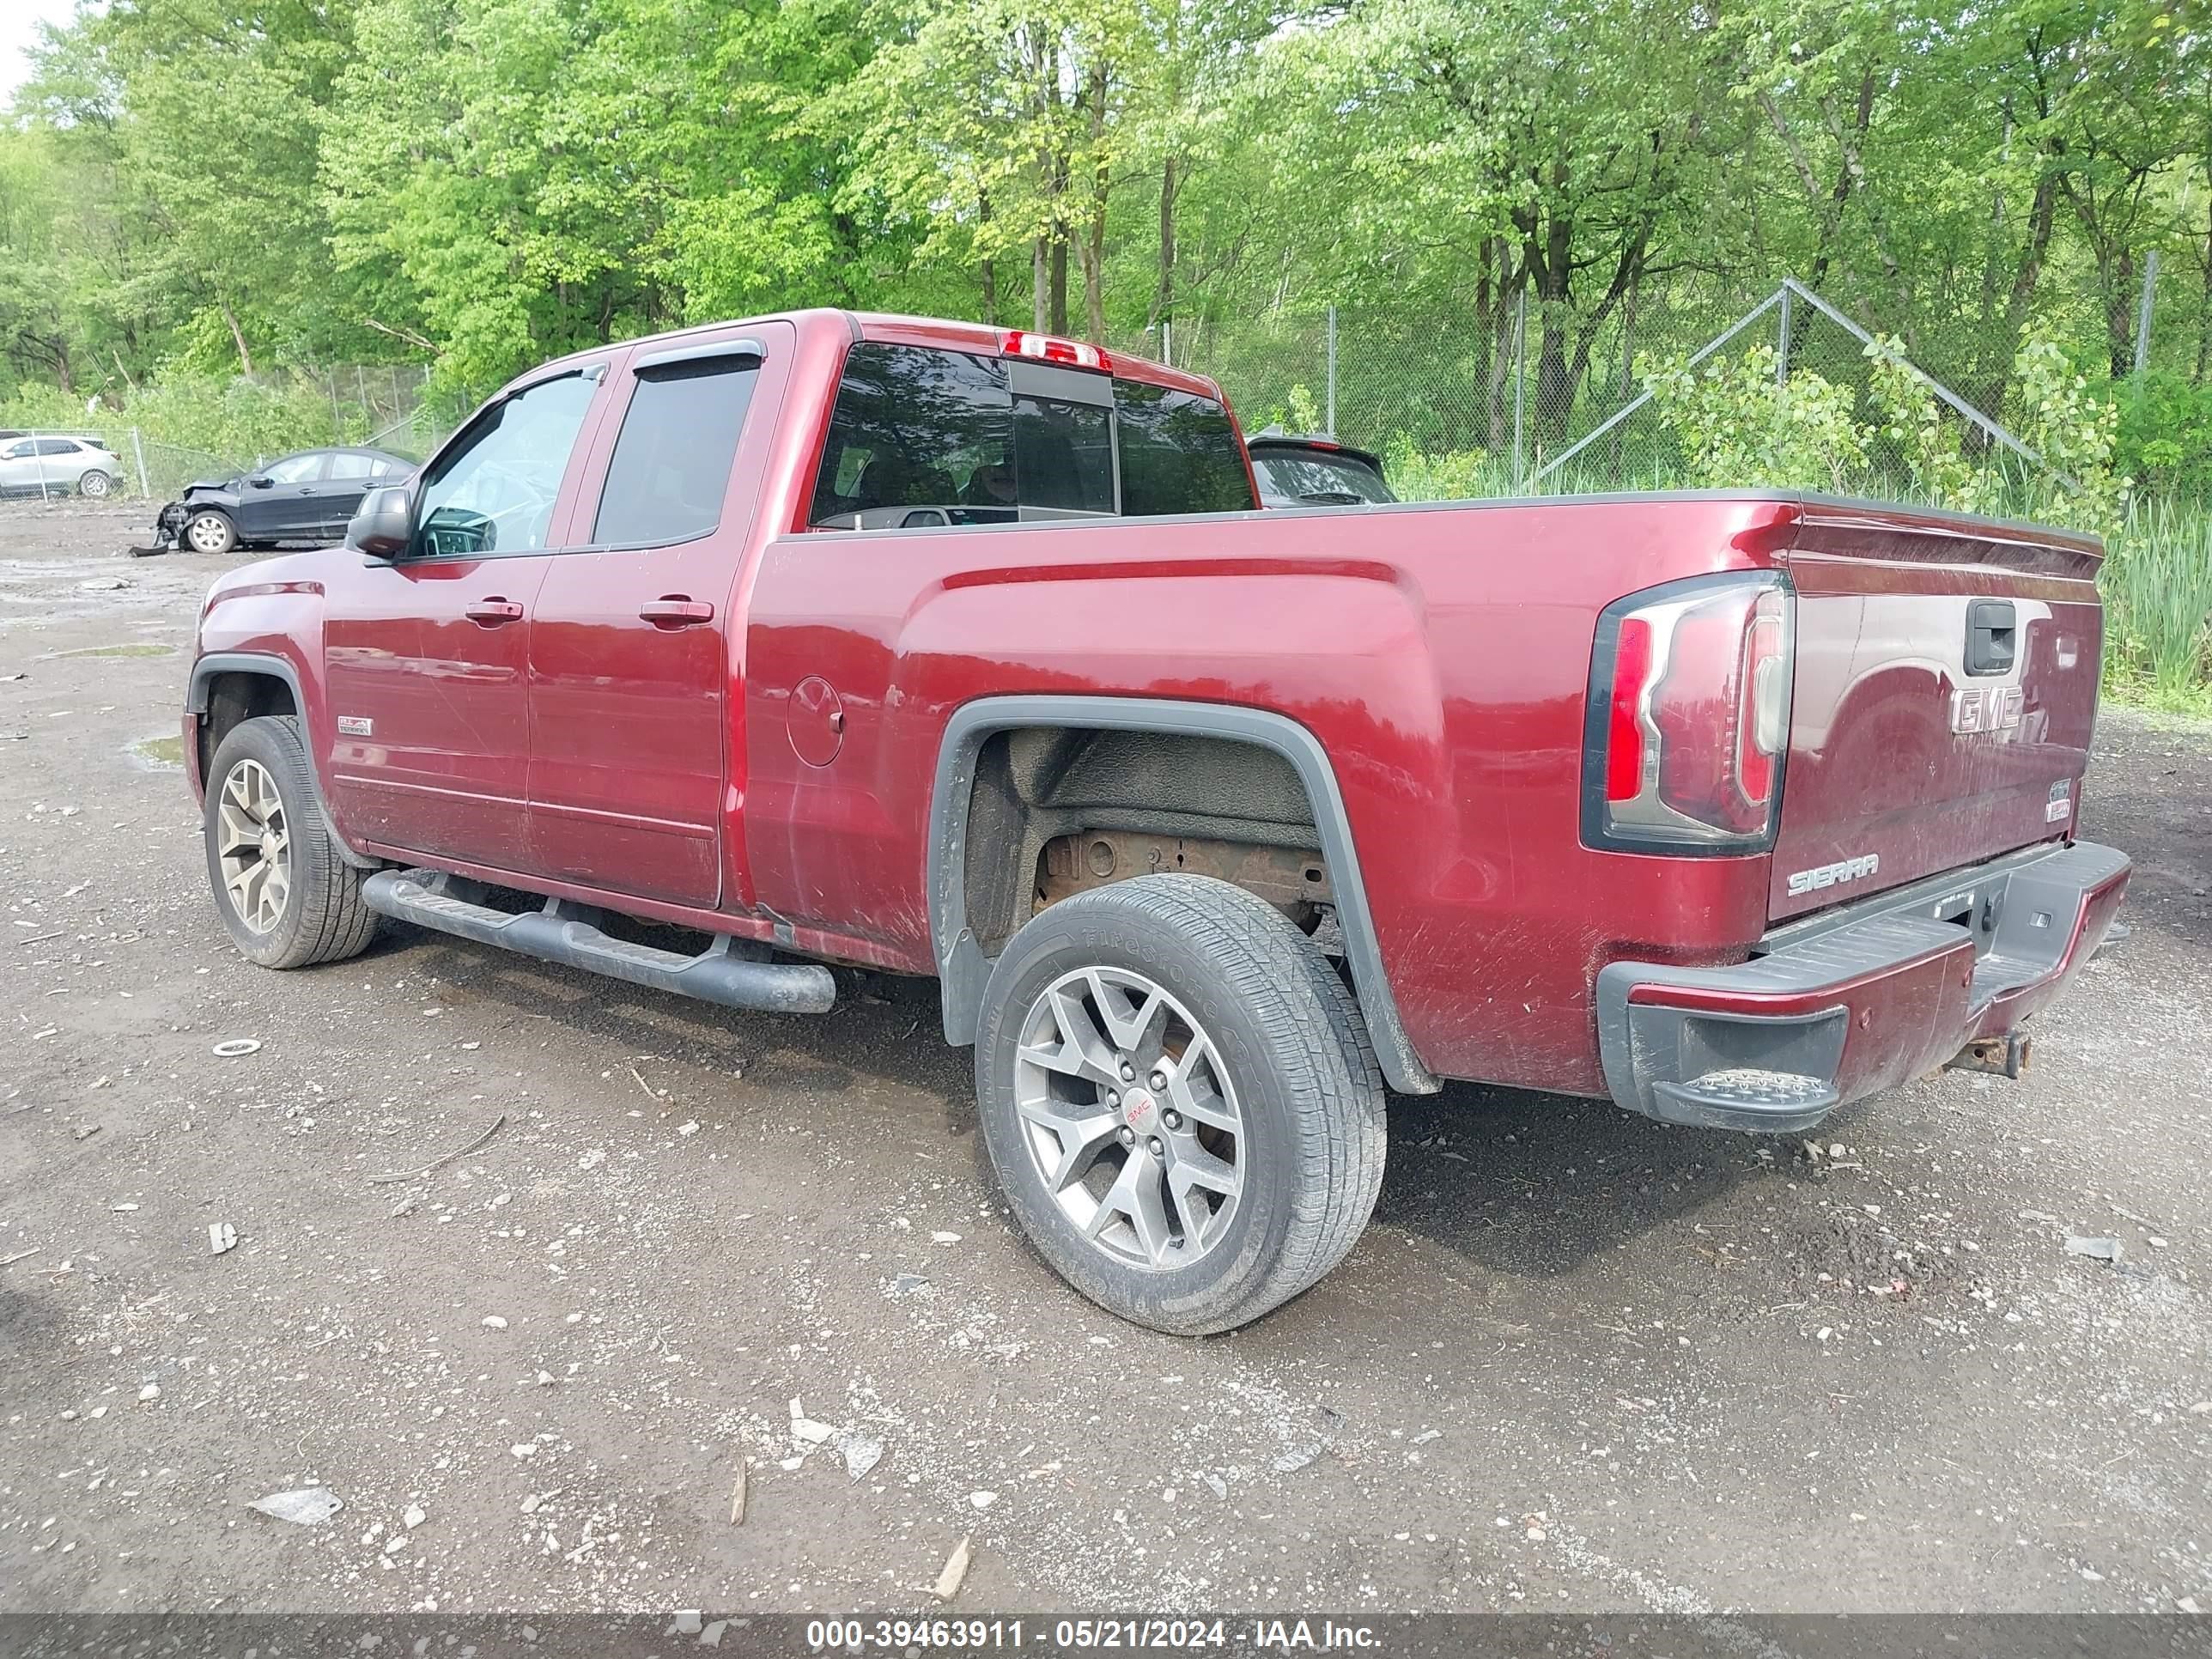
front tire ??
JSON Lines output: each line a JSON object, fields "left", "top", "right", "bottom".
{"left": 185, "top": 509, "right": 237, "bottom": 555}
{"left": 974, "top": 875, "right": 1386, "bottom": 1334}
{"left": 203, "top": 715, "right": 379, "bottom": 969}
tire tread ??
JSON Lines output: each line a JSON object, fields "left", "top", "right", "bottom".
{"left": 977, "top": 873, "right": 1387, "bottom": 1334}
{"left": 205, "top": 715, "right": 378, "bottom": 969}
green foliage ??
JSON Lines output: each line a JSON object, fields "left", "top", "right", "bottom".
{"left": 0, "top": 0, "right": 2205, "bottom": 698}
{"left": 2116, "top": 373, "right": 2212, "bottom": 495}
{"left": 0, "top": 370, "right": 404, "bottom": 471}
{"left": 2101, "top": 495, "right": 2212, "bottom": 701}
{"left": 1863, "top": 337, "right": 1990, "bottom": 513}
{"left": 1638, "top": 343, "right": 1867, "bottom": 493}
{"left": 2008, "top": 338, "right": 2128, "bottom": 535}
{"left": 1381, "top": 440, "right": 1498, "bottom": 502}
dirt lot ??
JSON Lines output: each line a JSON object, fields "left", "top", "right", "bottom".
{"left": 3, "top": 499, "right": 2209, "bottom": 1620}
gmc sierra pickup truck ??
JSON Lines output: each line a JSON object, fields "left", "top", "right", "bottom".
{"left": 184, "top": 309, "right": 2129, "bottom": 1334}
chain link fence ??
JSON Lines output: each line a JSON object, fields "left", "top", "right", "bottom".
{"left": 0, "top": 428, "right": 246, "bottom": 507}
{"left": 0, "top": 363, "right": 439, "bottom": 512}
{"left": 1141, "top": 277, "right": 2083, "bottom": 506}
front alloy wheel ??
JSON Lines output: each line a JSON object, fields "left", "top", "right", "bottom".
{"left": 185, "top": 510, "right": 236, "bottom": 555}
{"left": 215, "top": 757, "right": 290, "bottom": 933}
{"left": 1015, "top": 966, "right": 1245, "bottom": 1270}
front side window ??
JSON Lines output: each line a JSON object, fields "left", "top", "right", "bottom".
{"left": 413, "top": 373, "right": 600, "bottom": 558}
{"left": 263, "top": 453, "right": 324, "bottom": 484}
{"left": 808, "top": 343, "right": 1015, "bottom": 529}
{"left": 1115, "top": 382, "right": 1252, "bottom": 515}
{"left": 592, "top": 358, "right": 759, "bottom": 546}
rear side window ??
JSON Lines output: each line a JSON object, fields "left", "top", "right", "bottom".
{"left": 35, "top": 437, "right": 83, "bottom": 457}
{"left": 593, "top": 359, "right": 760, "bottom": 545}
{"left": 808, "top": 344, "right": 1015, "bottom": 529}
{"left": 326, "top": 453, "right": 374, "bottom": 481}
{"left": 264, "top": 453, "right": 324, "bottom": 483}
{"left": 1116, "top": 383, "right": 1253, "bottom": 515}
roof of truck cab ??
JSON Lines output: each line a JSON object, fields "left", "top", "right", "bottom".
{"left": 516, "top": 308, "right": 1228, "bottom": 407}
{"left": 847, "top": 313, "right": 1227, "bottom": 403}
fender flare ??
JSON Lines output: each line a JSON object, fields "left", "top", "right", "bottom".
{"left": 927, "top": 694, "right": 1439, "bottom": 1095}
{"left": 186, "top": 650, "right": 378, "bottom": 870}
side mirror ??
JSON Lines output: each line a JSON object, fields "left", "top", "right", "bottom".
{"left": 347, "top": 484, "right": 414, "bottom": 561}
{"left": 247, "top": 475, "right": 274, "bottom": 489}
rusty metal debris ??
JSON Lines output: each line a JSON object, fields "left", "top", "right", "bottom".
{"left": 367, "top": 1113, "right": 507, "bottom": 1185}
{"left": 1945, "top": 1034, "right": 2032, "bottom": 1079}
{"left": 1037, "top": 830, "right": 1329, "bottom": 922}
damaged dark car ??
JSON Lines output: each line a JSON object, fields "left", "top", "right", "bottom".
{"left": 143, "top": 446, "right": 415, "bottom": 556}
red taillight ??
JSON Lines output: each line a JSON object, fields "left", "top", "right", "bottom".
{"left": 1735, "top": 599, "right": 1787, "bottom": 806}
{"left": 1605, "top": 617, "right": 1654, "bottom": 801}
{"left": 1583, "top": 575, "right": 1792, "bottom": 854}
{"left": 1000, "top": 330, "right": 1112, "bottom": 373}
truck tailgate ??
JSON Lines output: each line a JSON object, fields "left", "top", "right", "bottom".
{"left": 1770, "top": 501, "right": 2105, "bottom": 923}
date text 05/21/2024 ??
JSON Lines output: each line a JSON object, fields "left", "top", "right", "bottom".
{"left": 803, "top": 1618, "right": 1382, "bottom": 1651}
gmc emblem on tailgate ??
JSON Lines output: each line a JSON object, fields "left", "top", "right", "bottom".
{"left": 1951, "top": 684, "right": 2023, "bottom": 734}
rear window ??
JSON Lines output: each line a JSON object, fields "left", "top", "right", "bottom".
{"left": 1116, "top": 382, "right": 1251, "bottom": 515}
{"left": 1251, "top": 447, "right": 1393, "bottom": 506}
{"left": 807, "top": 343, "right": 1251, "bottom": 527}
{"left": 593, "top": 358, "right": 760, "bottom": 545}
{"left": 1013, "top": 394, "right": 1114, "bottom": 514}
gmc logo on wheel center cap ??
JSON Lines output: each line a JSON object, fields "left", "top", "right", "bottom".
{"left": 1122, "top": 1090, "right": 1157, "bottom": 1126}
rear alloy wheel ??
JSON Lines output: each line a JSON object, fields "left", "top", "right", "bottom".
{"left": 77, "top": 470, "right": 115, "bottom": 499}
{"left": 975, "top": 874, "right": 1387, "bottom": 1334}
{"left": 203, "top": 714, "right": 379, "bottom": 969}
{"left": 1013, "top": 965, "right": 1247, "bottom": 1269}
{"left": 185, "top": 509, "right": 237, "bottom": 555}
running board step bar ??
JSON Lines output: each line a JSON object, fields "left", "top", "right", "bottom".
{"left": 362, "top": 868, "right": 836, "bottom": 1015}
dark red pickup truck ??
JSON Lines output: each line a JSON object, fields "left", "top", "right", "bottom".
{"left": 184, "top": 309, "right": 2128, "bottom": 1333}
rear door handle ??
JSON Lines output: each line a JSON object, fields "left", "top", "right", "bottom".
{"left": 640, "top": 597, "right": 715, "bottom": 628}
{"left": 464, "top": 598, "right": 526, "bottom": 625}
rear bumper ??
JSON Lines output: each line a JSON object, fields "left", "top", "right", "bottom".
{"left": 1595, "top": 840, "right": 2130, "bottom": 1133}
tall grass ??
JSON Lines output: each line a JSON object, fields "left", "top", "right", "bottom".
{"left": 2101, "top": 495, "right": 2212, "bottom": 703}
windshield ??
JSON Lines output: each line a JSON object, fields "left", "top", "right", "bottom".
{"left": 1251, "top": 448, "right": 1393, "bottom": 506}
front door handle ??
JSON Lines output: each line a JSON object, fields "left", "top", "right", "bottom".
{"left": 640, "top": 596, "right": 715, "bottom": 628}
{"left": 464, "top": 598, "right": 526, "bottom": 626}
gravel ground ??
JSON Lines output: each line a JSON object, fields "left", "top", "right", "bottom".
{"left": 2, "top": 501, "right": 2209, "bottom": 1618}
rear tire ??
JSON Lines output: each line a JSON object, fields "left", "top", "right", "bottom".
{"left": 77, "top": 470, "right": 115, "bottom": 499}
{"left": 974, "top": 874, "right": 1386, "bottom": 1335}
{"left": 185, "top": 509, "right": 237, "bottom": 555}
{"left": 203, "top": 715, "right": 378, "bottom": 969}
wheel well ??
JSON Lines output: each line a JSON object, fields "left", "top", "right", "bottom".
{"left": 196, "top": 671, "right": 295, "bottom": 781}
{"left": 957, "top": 726, "right": 1334, "bottom": 958}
